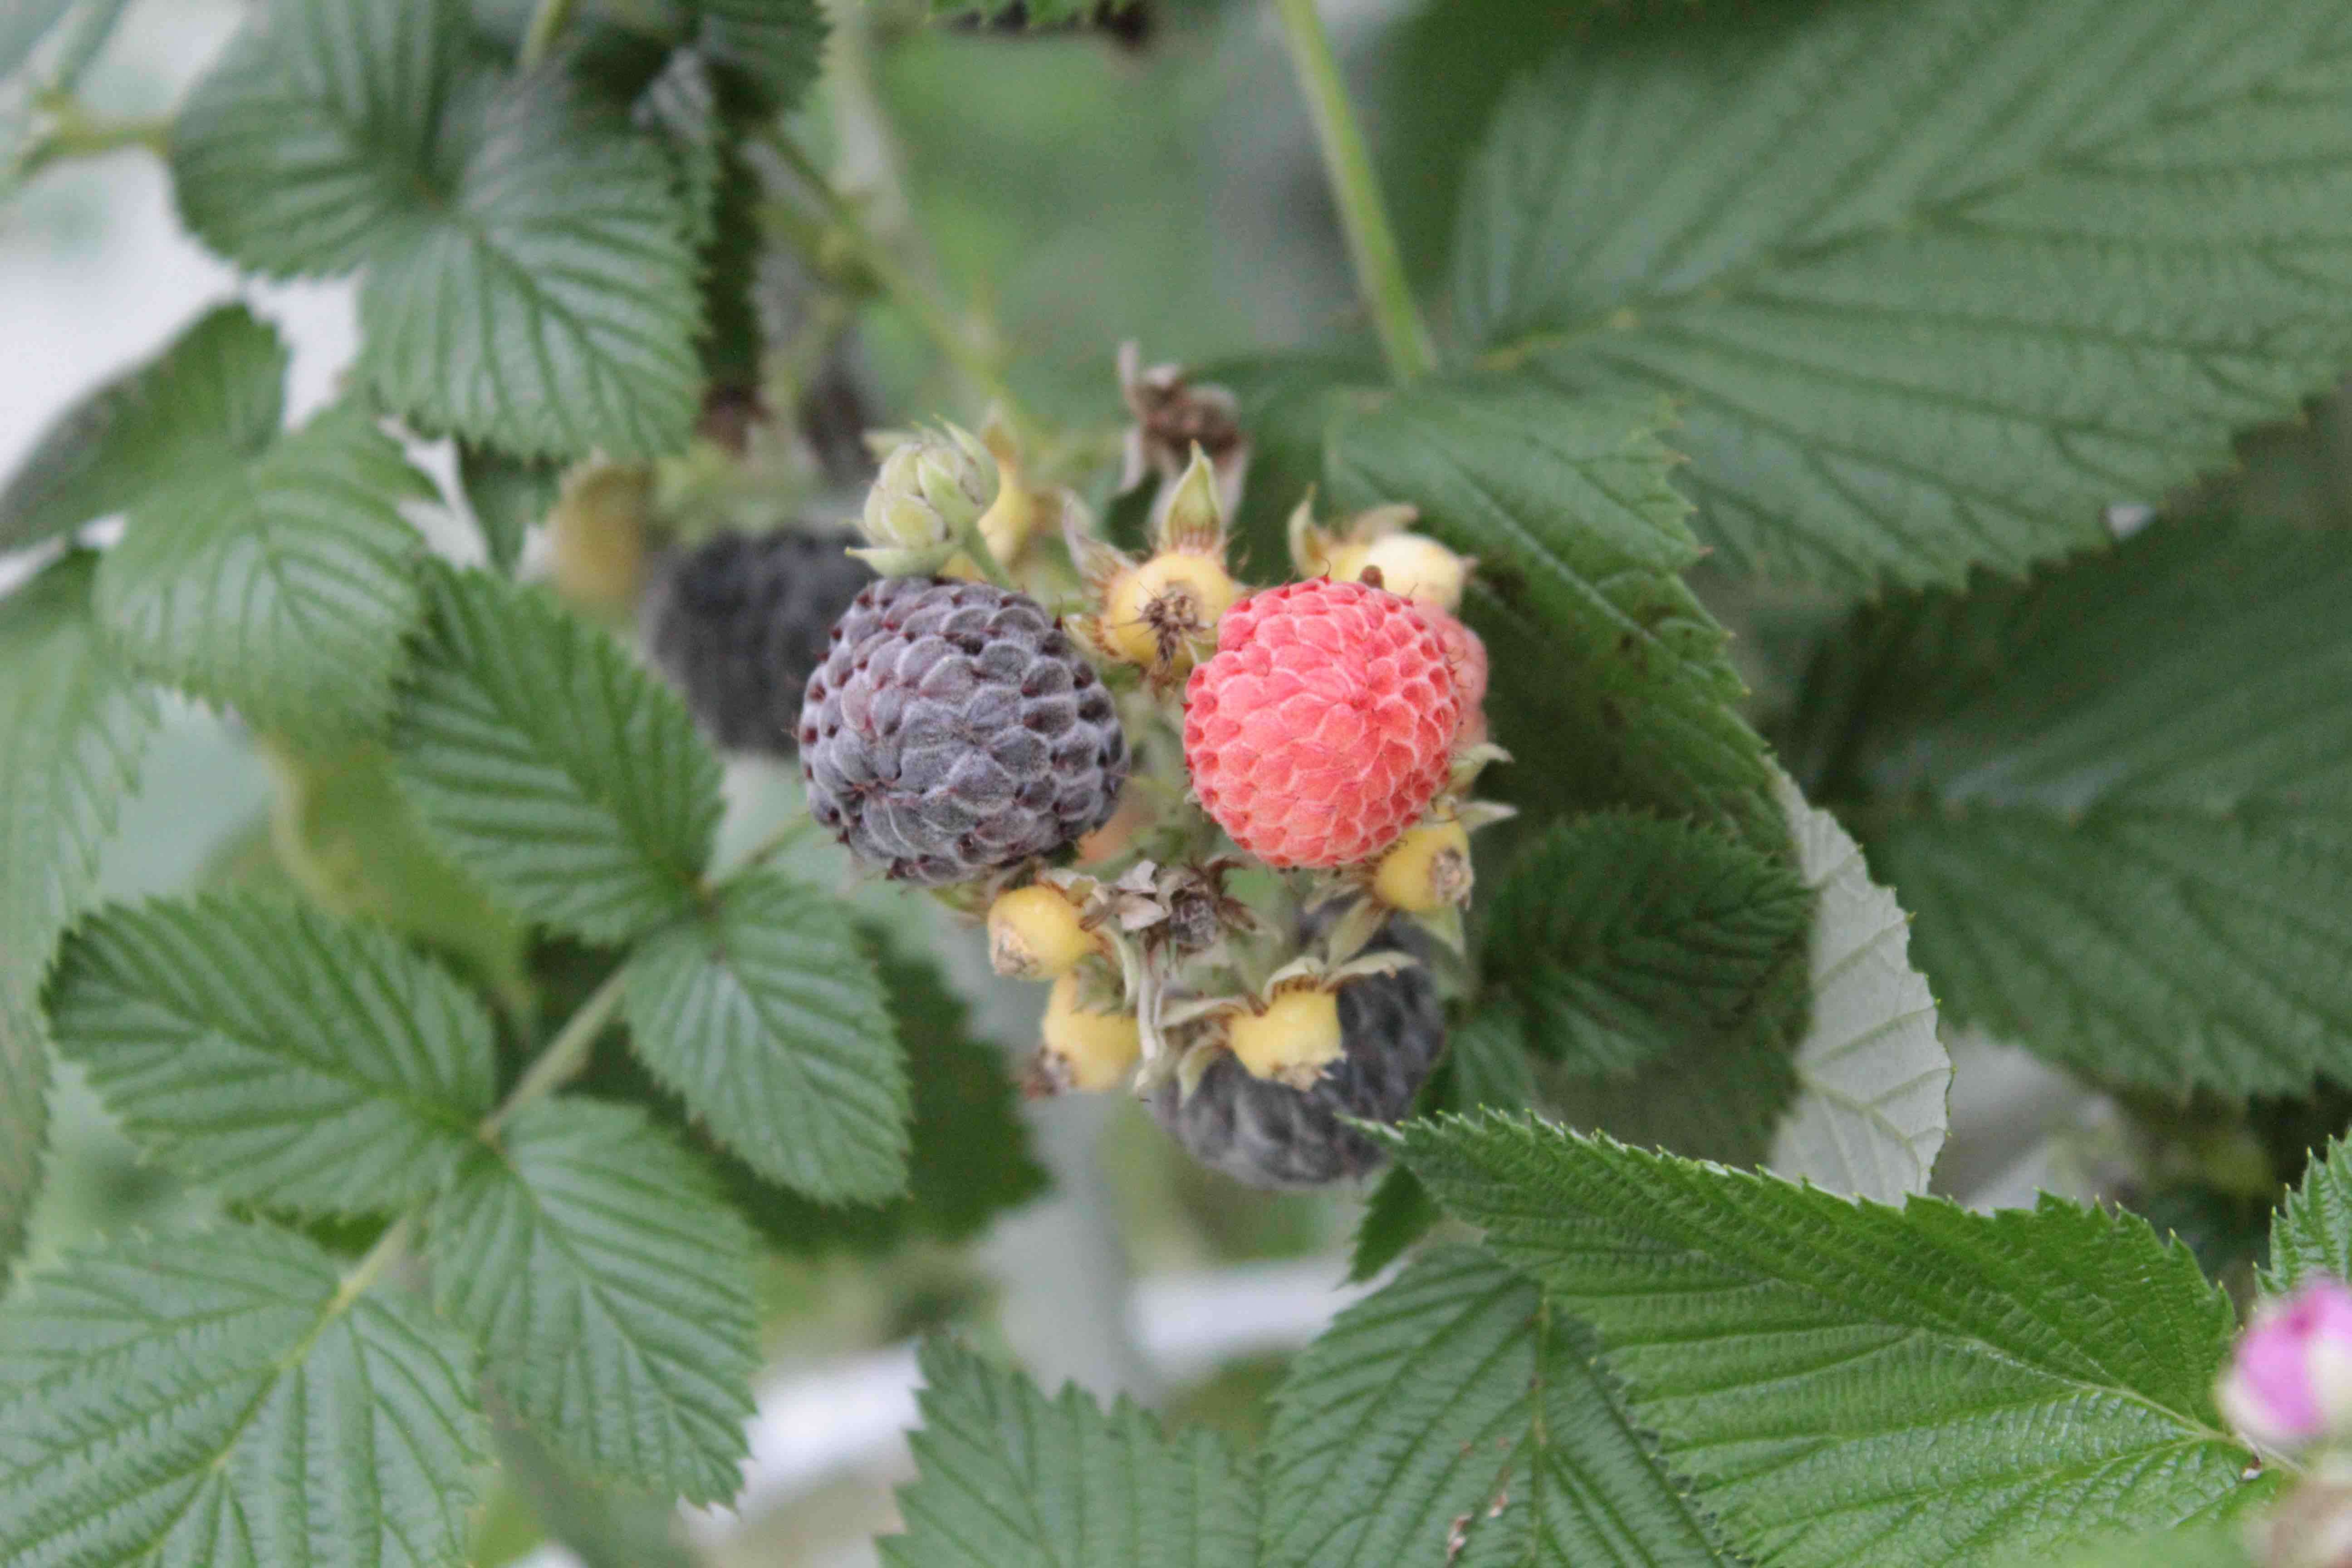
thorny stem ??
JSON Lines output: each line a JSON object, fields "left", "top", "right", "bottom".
{"left": 518, "top": 0, "right": 579, "bottom": 69}
{"left": 1271, "top": 0, "right": 1436, "bottom": 384}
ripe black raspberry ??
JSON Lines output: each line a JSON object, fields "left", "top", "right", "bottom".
{"left": 799, "top": 578, "right": 1129, "bottom": 885}
{"left": 641, "top": 528, "right": 874, "bottom": 757}
{"left": 1149, "top": 926, "right": 1446, "bottom": 1189}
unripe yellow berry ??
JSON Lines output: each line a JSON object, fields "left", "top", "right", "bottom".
{"left": 987, "top": 884, "right": 1101, "bottom": 980}
{"left": 1226, "top": 989, "right": 1343, "bottom": 1088}
{"left": 1102, "top": 552, "right": 1238, "bottom": 668}
{"left": 549, "top": 465, "right": 649, "bottom": 613}
{"left": 1036, "top": 972, "right": 1142, "bottom": 1093}
{"left": 1327, "top": 534, "right": 1466, "bottom": 612}
{"left": 1373, "top": 821, "right": 1473, "bottom": 914}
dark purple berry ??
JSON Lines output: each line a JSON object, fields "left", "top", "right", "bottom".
{"left": 641, "top": 528, "right": 875, "bottom": 757}
{"left": 799, "top": 578, "right": 1129, "bottom": 886}
{"left": 1150, "top": 922, "right": 1446, "bottom": 1189}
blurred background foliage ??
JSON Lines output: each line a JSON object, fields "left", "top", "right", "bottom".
{"left": 9, "top": 0, "right": 2351, "bottom": 1562}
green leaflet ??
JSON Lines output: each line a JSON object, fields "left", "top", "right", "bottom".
{"left": 1482, "top": 811, "right": 1810, "bottom": 1077}
{"left": 622, "top": 869, "right": 911, "bottom": 1205}
{"left": 1263, "top": 1246, "right": 1740, "bottom": 1568}
{"left": 44, "top": 895, "right": 498, "bottom": 1215}
{"left": 709, "top": 936, "right": 1047, "bottom": 1255}
{"left": 394, "top": 563, "right": 723, "bottom": 944}
{"left": 426, "top": 1098, "right": 758, "bottom": 1504}
{"left": 1325, "top": 382, "right": 1781, "bottom": 844}
{"left": 0, "top": 553, "right": 157, "bottom": 1286}
{"left": 1791, "top": 516, "right": 2352, "bottom": 1096}
{"left": 1454, "top": 0, "right": 2352, "bottom": 593}
{"left": 2263, "top": 1135, "right": 2352, "bottom": 1296}
{"left": 1396, "top": 1116, "right": 2266, "bottom": 1567}
{"left": 0, "top": 303, "right": 287, "bottom": 554}
{"left": 173, "top": 0, "right": 703, "bottom": 460}
{"left": 456, "top": 442, "right": 557, "bottom": 573}
{"left": 0, "top": 1223, "right": 489, "bottom": 1568}
{"left": 96, "top": 400, "right": 433, "bottom": 740}
{"left": 1764, "top": 773, "right": 1947, "bottom": 1205}
{"left": 881, "top": 1338, "right": 1258, "bottom": 1568}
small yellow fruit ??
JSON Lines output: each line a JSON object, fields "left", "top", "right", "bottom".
{"left": 1226, "top": 989, "right": 1343, "bottom": 1088}
{"left": 987, "top": 884, "right": 1101, "bottom": 980}
{"left": 1328, "top": 533, "right": 1466, "bottom": 612}
{"left": 549, "top": 465, "right": 650, "bottom": 612}
{"left": 1036, "top": 972, "right": 1142, "bottom": 1093}
{"left": 1102, "top": 552, "right": 1239, "bottom": 668}
{"left": 1373, "top": 821, "right": 1473, "bottom": 914}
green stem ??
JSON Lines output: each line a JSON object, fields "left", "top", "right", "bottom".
{"left": 485, "top": 965, "right": 631, "bottom": 1136}
{"left": 18, "top": 96, "right": 169, "bottom": 180}
{"left": 1271, "top": 0, "right": 1435, "bottom": 384}
{"left": 519, "top": 0, "right": 578, "bottom": 69}
{"left": 332, "top": 1213, "right": 416, "bottom": 1308}
{"left": 770, "top": 133, "right": 1013, "bottom": 419}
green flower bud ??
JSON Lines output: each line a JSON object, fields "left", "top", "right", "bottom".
{"left": 861, "top": 426, "right": 993, "bottom": 554}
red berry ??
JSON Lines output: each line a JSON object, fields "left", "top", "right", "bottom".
{"left": 1182, "top": 579, "right": 1460, "bottom": 867}
{"left": 1426, "top": 607, "right": 1489, "bottom": 746}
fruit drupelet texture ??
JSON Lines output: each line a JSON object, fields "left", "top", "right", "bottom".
{"left": 799, "top": 578, "right": 1129, "bottom": 885}
{"left": 1183, "top": 578, "right": 1461, "bottom": 867}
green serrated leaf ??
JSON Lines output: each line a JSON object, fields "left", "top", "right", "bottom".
{"left": 426, "top": 1098, "right": 758, "bottom": 1504}
{"left": 457, "top": 442, "right": 558, "bottom": 573}
{"left": 1455, "top": 0, "right": 2352, "bottom": 594}
{"left": 623, "top": 868, "right": 910, "bottom": 1204}
{"left": 96, "top": 400, "right": 431, "bottom": 739}
{"left": 170, "top": 0, "right": 466, "bottom": 277}
{"left": 0, "top": 1222, "right": 489, "bottom": 1568}
{"left": 0, "top": 303, "right": 286, "bottom": 554}
{"left": 0, "top": 551, "right": 158, "bottom": 993}
{"left": 2263, "top": 1135, "right": 2352, "bottom": 1297}
{"left": 1348, "top": 1164, "right": 1439, "bottom": 1285}
{"left": 1483, "top": 810, "right": 1809, "bottom": 1076}
{"left": 1396, "top": 1115, "right": 2267, "bottom": 1567}
{"left": 0, "top": 993, "right": 49, "bottom": 1295}
{"left": 44, "top": 893, "right": 497, "bottom": 1215}
{"left": 1766, "top": 773, "right": 1947, "bottom": 1204}
{"left": 1264, "top": 1245, "right": 1739, "bottom": 1568}
{"left": 358, "top": 69, "right": 703, "bottom": 460}
{"left": 1448, "top": 1004, "right": 1539, "bottom": 1116}
{"left": 174, "top": 0, "right": 703, "bottom": 461}
{"left": 1792, "top": 516, "right": 2352, "bottom": 1096}
{"left": 663, "top": 0, "right": 827, "bottom": 117}
{"left": 395, "top": 562, "right": 722, "bottom": 943}
{"left": 0, "top": 553, "right": 157, "bottom": 1285}
{"left": 1326, "top": 383, "right": 1780, "bottom": 843}
{"left": 881, "top": 1337, "right": 1258, "bottom": 1568}
{"left": 2029, "top": 1525, "right": 2253, "bottom": 1568}
{"left": 265, "top": 737, "right": 532, "bottom": 1009}
{"left": 711, "top": 935, "right": 1046, "bottom": 1253}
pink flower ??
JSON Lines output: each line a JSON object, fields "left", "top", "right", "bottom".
{"left": 2220, "top": 1279, "right": 2352, "bottom": 1451}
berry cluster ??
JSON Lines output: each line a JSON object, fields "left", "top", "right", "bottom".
{"left": 643, "top": 350, "right": 1509, "bottom": 1188}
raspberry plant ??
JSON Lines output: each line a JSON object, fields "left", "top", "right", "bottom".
{"left": 4, "top": 0, "right": 2352, "bottom": 1565}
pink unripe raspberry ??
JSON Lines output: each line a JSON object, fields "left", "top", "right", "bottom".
{"left": 1182, "top": 579, "right": 1460, "bottom": 867}
{"left": 1425, "top": 607, "right": 1488, "bottom": 745}
{"left": 2219, "top": 1278, "right": 2352, "bottom": 1451}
